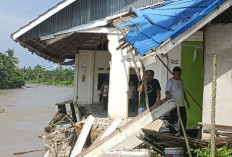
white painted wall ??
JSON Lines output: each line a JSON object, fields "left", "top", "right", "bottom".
{"left": 202, "top": 24, "right": 232, "bottom": 139}
{"left": 107, "top": 32, "right": 142, "bottom": 118}
{"left": 156, "top": 31, "right": 202, "bottom": 97}
{"left": 74, "top": 29, "right": 201, "bottom": 117}
{"left": 76, "top": 50, "right": 111, "bottom": 105}
{"left": 77, "top": 51, "right": 94, "bottom": 104}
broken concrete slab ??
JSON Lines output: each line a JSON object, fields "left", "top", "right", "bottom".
{"left": 71, "top": 115, "right": 95, "bottom": 157}
{"left": 77, "top": 100, "right": 175, "bottom": 157}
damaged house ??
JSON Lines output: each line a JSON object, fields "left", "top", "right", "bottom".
{"left": 11, "top": 0, "right": 232, "bottom": 156}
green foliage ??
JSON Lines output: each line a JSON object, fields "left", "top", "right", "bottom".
{"left": 191, "top": 144, "right": 232, "bottom": 157}
{"left": 0, "top": 49, "right": 25, "bottom": 89}
{"left": 150, "top": 151, "right": 159, "bottom": 157}
{"left": 0, "top": 49, "right": 74, "bottom": 89}
{"left": 20, "top": 65, "right": 74, "bottom": 86}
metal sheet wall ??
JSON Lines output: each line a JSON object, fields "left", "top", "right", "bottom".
{"left": 20, "top": 0, "right": 162, "bottom": 41}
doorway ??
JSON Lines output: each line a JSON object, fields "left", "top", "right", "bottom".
{"left": 97, "top": 73, "right": 109, "bottom": 104}
{"left": 128, "top": 68, "right": 139, "bottom": 117}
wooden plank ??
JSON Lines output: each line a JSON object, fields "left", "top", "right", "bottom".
{"left": 70, "top": 115, "right": 95, "bottom": 157}
{"left": 102, "top": 149, "right": 150, "bottom": 157}
{"left": 121, "top": 43, "right": 130, "bottom": 50}
{"left": 98, "top": 118, "right": 122, "bottom": 140}
{"left": 70, "top": 102, "right": 77, "bottom": 122}
{"left": 200, "top": 123, "right": 232, "bottom": 132}
{"left": 55, "top": 99, "right": 73, "bottom": 105}
{"left": 77, "top": 100, "right": 176, "bottom": 157}
{"left": 203, "top": 130, "right": 232, "bottom": 137}
{"left": 128, "top": 49, "right": 141, "bottom": 81}
{"left": 44, "top": 150, "right": 49, "bottom": 157}
{"left": 110, "top": 130, "right": 144, "bottom": 150}
{"left": 118, "top": 37, "right": 125, "bottom": 42}
{"left": 57, "top": 104, "right": 67, "bottom": 114}
{"left": 111, "top": 120, "right": 163, "bottom": 150}
{"left": 141, "top": 136, "right": 165, "bottom": 156}
{"left": 116, "top": 41, "right": 126, "bottom": 50}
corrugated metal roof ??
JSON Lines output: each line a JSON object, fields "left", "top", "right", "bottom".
{"left": 13, "top": 0, "right": 163, "bottom": 42}
{"left": 117, "top": 0, "right": 227, "bottom": 55}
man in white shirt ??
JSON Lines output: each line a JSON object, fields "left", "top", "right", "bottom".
{"left": 165, "top": 66, "right": 190, "bottom": 136}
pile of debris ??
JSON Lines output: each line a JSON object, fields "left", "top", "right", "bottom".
{"left": 0, "top": 106, "right": 5, "bottom": 113}
{"left": 41, "top": 111, "right": 113, "bottom": 157}
{"left": 39, "top": 100, "right": 177, "bottom": 157}
{"left": 40, "top": 99, "right": 232, "bottom": 157}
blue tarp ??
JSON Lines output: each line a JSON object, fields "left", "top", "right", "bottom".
{"left": 117, "top": 0, "right": 225, "bottom": 55}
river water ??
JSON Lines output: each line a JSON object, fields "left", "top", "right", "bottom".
{"left": 0, "top": 84, "right": 73, "bottom": 157}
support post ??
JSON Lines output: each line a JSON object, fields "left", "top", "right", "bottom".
{"left": 142, "top": 62, "right": 149, "bottom": 110}
{"left": 70, "top": 102, "right": 77, "bottom": 123}
{"left": 73, "top": 52, "right": 79, "bottom": 104}
{"left": 73, "top": 52, "right": 81, "bottom": 122}
{"left": 211, "top": 55, "right": 217, "bottom": 157}
{"left": 57, "top": 104, "right": 67, "bottom": 114}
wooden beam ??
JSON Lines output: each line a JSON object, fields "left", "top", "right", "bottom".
{"left": 17, "top": 40, "right": 60, "bottom": 63}
{"left": 128, "top": 49, "right": 141, "bottom": 81}
{"left": 116, "top": 41, "right": 127, "bottom": 50}
{"left": 70, "top": 102, "right": 77, "bottom": 122}
{"left": 200, "top": 123, "right": 232, "bottom": 132}
{"left": 203, "top": 130, "right": 232, "bottom": 137}
{"left": 98, "top": 118, "right": 122, "bottom": 140}
{"left": 70, "top": 115, "right": 95, "bottom": 157}
{"left": 118, "top": 37, "right": 125, "bottom": 42}
{"left": 121, "top": 43, "right": 130, "bottom": 50}
{"left": 117, "top": 28, "right": 141, "bottom": 81}
{"left": 103, "top": 149, "right": 150, "bottom": 157}
{"left": 77, "top": 100, "right": 175, "bottom": 157}
{"left": 111, "top": 120, "right": 163, "bottom": 150}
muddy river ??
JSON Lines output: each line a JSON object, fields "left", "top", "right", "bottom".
{"left": 0, "top": 84, "right": 73, "bottom": 157}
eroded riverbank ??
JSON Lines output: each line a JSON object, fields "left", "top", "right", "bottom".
{"left": 0, "top": 84, "right": 72, "bottom": 157}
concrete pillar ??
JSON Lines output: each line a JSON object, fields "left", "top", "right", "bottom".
{"left": 107, "top": 32, "right": 136, "bottom": 118}
{"left": 73, "top": 53, "right": 81, "bottom": 121}
{"left": 73, "top": 53, "right": 79, "bottom": 104}
{"left": 202, "top": 24, "right": 232, "bottom": 139}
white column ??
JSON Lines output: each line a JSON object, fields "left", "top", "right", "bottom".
{"left": 107, "top": 32, "right": 130, "bottom": 118}
{"left": 73, "top": 53, "right": 79, "bottom": 104}
{"left": 73, "top": 53, "right": 81, "bottom": 121}
{"left": 202, "top": 24, "right": 232, "bottom": 139}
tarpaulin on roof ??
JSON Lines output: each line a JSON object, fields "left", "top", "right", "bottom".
{"left": 117, "top": 0, "right": 226, "bottom": 55}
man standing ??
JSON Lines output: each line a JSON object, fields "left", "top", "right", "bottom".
{"left": 137, "top": 70, "right": 161, "bottom": 114}
{"left": 102, "top": 81, "right": 109, "bottom": 110}
{"left": 165, "top": 66, "right": 190, "bottom": 136}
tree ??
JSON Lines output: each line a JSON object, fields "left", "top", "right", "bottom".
{"left": 0, "top": 49, "right": 25, "bottom": 89}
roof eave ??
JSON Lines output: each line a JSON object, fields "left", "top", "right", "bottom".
{"left": 142, "top": 0, "right": 232, "bottom": 64}
{"left": 11, "top": 0, "right": 76, "bottom": 40}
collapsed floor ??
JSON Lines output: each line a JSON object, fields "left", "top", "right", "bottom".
{"left": 41, "top": 101, "right": 232, "bottom": 157}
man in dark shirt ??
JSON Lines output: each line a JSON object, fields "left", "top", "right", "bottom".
{"left": 137, "top": 70, "right": 161, "bottom": 114}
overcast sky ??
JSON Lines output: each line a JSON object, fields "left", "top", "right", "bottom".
{"left": 0, "top": 0, "right": 63, "bottom": 68}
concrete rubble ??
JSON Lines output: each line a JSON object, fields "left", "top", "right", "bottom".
{"left": 0, "top": 106, "right": 5, "bottom": 113}
{"left": 41, "top": 110, "right": 113, "bottom": 157}
{"left": 39, "top": 100, "right": 175, "bottom": 157}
